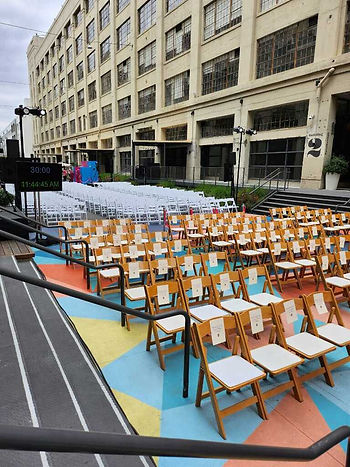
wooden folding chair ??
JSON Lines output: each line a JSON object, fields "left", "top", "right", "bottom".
{"left": 192, "top": 315, "right": 267, "bottom": 439}
{"left": 287, "top": 240, "right": 317, "bottom": 283}
{"left": 267, "top": 239, "right": 302, "bottom": 292}
{"left": 128, "top": 223, "right": 150, "bottom": 236}
{"left": 200, "top": 251, "right": 231, "bottom": 275}
{"left": 167, "top": 238, "right": 192, "bottom": 257}
{"left": 315, "top": 253, "right": 350, "bottom": 306}
{"left": 121, "top": 243, "right": 148, "bottom": 262}
{"left": 184, "top": 220, "right": 206, "bottom": 250}
{"left": 145, "top": 280, "right": 190, "bottom": 370}
{"left": 303, "top": 290, "right": 350, "bottom": 371}
{"left": 149, "top": 230, "right": 169, "bottom": 243}
{"left": 207, "top": 226, "right": 232, "bottom": 252}
{"left": 176, "top": 254, "right": 203, "bottom": 278}
{"left": 240, "top": 265, "right": 283, "bottom": 307}
{"left": 211, "top": 270, "right": 256, "bottom": 314}
{"left": 272, "top": 298, "right": 336, "bottom": 387}
{"left": 149, "top": 257, "right": 178, "bottom": 284}
{"left": 145, "top": 241, "right": 170, "bottom": 260}
{"left": 236, "top": 305, "right": 304, "bottom": 403}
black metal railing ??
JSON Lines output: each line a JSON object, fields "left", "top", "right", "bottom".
{"left": 0, "top": 229, "right": 190, "bottom": 398}
{"left": 0, "top": 424, "right": 348, "bottom": 463}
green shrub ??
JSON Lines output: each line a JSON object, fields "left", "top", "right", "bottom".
{"left": 99, "top": 172, "right": 112, "bottom": 182}
{"left": 0, "top": 189, "right": 14, "bottom": 207}
{"left": 323, "top": 155, "right": 349, "bottom": 175}
{"left": 113, "top": 173, "right": 132, "bottom": 182}
{"left": 157, "top": 180, "right": 177, "bottom": 188}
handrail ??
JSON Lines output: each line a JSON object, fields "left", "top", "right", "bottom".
{"left": 335, "top": 197, "right": 350, "bottom": 213}
{"left": 250, "top": 169, "right": 282, "bottom": 195}
{"left": 250, "top": 189, "right": 278, "bottom": 212}
{"left": 0, "top": 424, "right": 348, "bottom": 462}
{"left": 0, "top": 243, "right": 190, "bottom": 398}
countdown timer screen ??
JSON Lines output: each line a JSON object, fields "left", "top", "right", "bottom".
{"left": 16, "top": 161, "right": 62, "bottom": 192}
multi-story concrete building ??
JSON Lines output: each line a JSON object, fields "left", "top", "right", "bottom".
{"left": 27, "top": 0, "right": 350, "bottom": 188}
{"left": 0, "top": 98, "right": 34, "bottom": 157}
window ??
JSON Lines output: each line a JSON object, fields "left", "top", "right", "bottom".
{"left": 49, "top": 110, "right": 53, "bottom": 122}
{"left": 253, "top": 101, "right": 308, "bottom": 131}
{"left": 166, "top": 18, "right": 191, "bottom": 61}
{"left": 68, "top": 70, "right": 74, "bottom": 88}
{"left": 120, "top": 151, "right": 131, "bottom": 172}
{"left": 43, "top": 95, "right": 47, "bottom": 107}
{"left": 86, "top": 0, "right": 94, "bottom": 12}
{"left": 118, "top": 96, "right": 131, "bottom": 119}
{"left": 200, "top": 115, "right": 234, "bottom": 137}
{"left": 260, "top": 0, "right": 287, "bottom": 13}
{"left": 61, "top": 100, "right": 67, "bottom": 116}
{"left": 42, "top": 76, "right": 46, "bottom": 89}
{"left": 67, "top": 45, "right": 73, "bottom": 64}
{"left": 50, "top": 129, "right": 54, "bottom": 140}
{"left": 100, "top": 2, "right": 110, "bottom": 30}
{"left": 77, "top": 89, "right": 85, "bottom": 107}
{"left": 57, "top": 33, "right": 62, "bottom": 50}
{"left": 77, "top": 61, "right": 84, "bottom": 81}
{"left": 70, "top": 119, "right": 76, "bottom": 134}
{"left": 87, "top": 20, "right": 95, "bottom": 44}
{"left": 69, "top": 95, "right": 75, "bottom": 112}
{"left": 56, "top": 126, "right": 61, "bottom": 137}
{"left": 117, "top": 58, "right": 131, "bottom": 85}
{"left": 249, "top": 138, "right": 305, "bottom": 181}
{"left": 53, "top": 63, "right": 57, "bottom": 78}
{"left": 65, "top": 21, "right": 72, "bottom": 38}
{"left": 45, "top": 52, "right": 49, "bottom": 65}
{"left": 62, "top": 122, "right": 67, "bottom": 136}
{"left": 47, "top": 70, "right": 51, "bottom": 84}
{"left": 101, "top": 70, "right": 111, "bottom": 94}
{"left": 165, "top": 70, "right": 190, "bottom": 106}
{"left": 202, "top": 48, "right": 239, "bottom": 95}
{"left": 138, "top": 85, "right": 156, "bottom": 114}
{"left": 344, "top": 1, "right": 350, "bottom": 53}
{"left": 48, "top": 90, "right": 52, "bottom": 103}
{"left": 38, "top": 82, "right": 41, "bottom": 93}
{"left": 89, "top": 110, "right": 98, "bottom": 128}
{"left": 74, "top": 7, "right": 83, "bottom": 27}
{"left": 138, "top": 41, "right": 156, "bottom": 75}
{"left": 87, "top": 51, "right": 96, "bottom": 73}
{"left": 256, "top": 16, "right": 318, "bottom": 78}
{"left": 165, "top": 125, "right": 187, "bottom": 140}
{"left": 59, "top": 55, "right": 64, "bottom": 73}
{"left": 55, "top": 105, "right": 59, "bottom": 119}
{"left": 59, "top": 78, "right": 65, "bottom": 96}
{"left": 50, "top": 44, "right": 55, "bottom": 58}
{"left": 76, "top": 34, "right": 83, "bottom": 55}
{"left": 117, "top": 0, "right": 130, "bottom": 12}
{"left": 102, "top": 104, "right": 112, "bottom": 124}
{"left": 117, "top": 19, "right": 131, "bottom": 49}
{"left": 88, "top": 80, "right": 97, "bottom": 101}
{"left": 138, "top": 0, "right": 156, "bottom": 34}
{"left": 118, "top": 134, "right": 131, "bottom": 147}
{"left": 166, "top": 0, "right": 184, "bottom": 12}
{"left": 100, "top": 37, "right": 111, "bottom": 62}
{"left": 204, "top": 0, "right": 242, "bottom": 40}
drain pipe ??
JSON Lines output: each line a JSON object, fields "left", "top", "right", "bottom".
{"left": 316, "top": 67, "right": 335, "bottom": 99}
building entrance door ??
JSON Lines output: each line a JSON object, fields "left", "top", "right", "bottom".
{"left": 332, "top": 95, "right": 350, "bottom": 188}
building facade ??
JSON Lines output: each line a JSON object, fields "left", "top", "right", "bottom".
{"left": 27, "top": 0, "right": 350, "bottom": 188}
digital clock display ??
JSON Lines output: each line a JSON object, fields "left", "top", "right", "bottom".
{"left": 16, "top": 161, "right": 62, "bottom": 192}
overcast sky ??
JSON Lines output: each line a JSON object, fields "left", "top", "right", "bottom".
{"left": 0, "top": 0, "right": 64, "bottom": 130}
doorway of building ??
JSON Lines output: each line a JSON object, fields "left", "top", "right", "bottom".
{"left": 332, "top": 95, "right": 350, "bottom": 188}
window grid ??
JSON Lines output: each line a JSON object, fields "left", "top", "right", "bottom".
{"left": 253, "top": 101, "right": 308, "bottom": 131}
{"left": 260, "top": 0, "right": 287, "bottom": 12}
{"left": 77, "top": 89, "right": 85, "bottom": 107}
{"left": 166, "top": 18, "right": 191, "bottom": 61}
{"left": 166, "top": 0, "right": 184, "bottom": 12}
{"left": 69, "top": 95, "right": 75, "bottom": 112}
{"left": 70, "top": 119, "right": 76, "bottom": 134}
{"left": 118, "top": 134, "right": 131, "bottom": 147}
{"left": 118, "top": 96, "right": 131, "bottom": 119}
{"left": 165, "top": 70, "right": 190, "bottom": 106}
{"left": 89, "top": 110, "right": 98, "bottom": 128}
{"left": 204, "top": 0, "right": 242, "bottom": 41}
{"left": 59, "top": 55, "right": 64, "bottom": 73}
{"left": 87, "top": 51, "right": 96, "bottom": 73}
{"left": 256, "top": 16, "right": 317, "bottom": 78}
{"left": 344, "top": 1, "right": 350, "bottom": 53}
{"left": 200, "top": 116, "right": 234, "bottom": 137}
{"left": 102, "top": 104, "right": 112, "bottom": 124}
{"left": 165, "top": 125, "right": 187, "bottom": 141}
{"left": 138, "top": 41, "right": 156, "bottom": 75}
{"left": 117, "top": 0, "right": 130, "bottom": 13}
{"left": 202, "top": 49, "right": 239, "bottom": 95}
{"left": 120, "top": 151, "right": 131, "bottom": 173}
{"left": 137, "top": 128, "right": 155, "bottom": 140}
{"left": 249, "top": 137, "right": 305, "bottom": 181}
{"left": 61, "top": 100, "right": 66, "bottom": 116}
{"left": 68, "top": 71, "right": 74, "bottom": 88}
{"left": 138, "top": 85, "right": 156, "bottom": 114}
{"left": 86, "top": 0, "right": 94, "bottom": 12}
{"left": 77, "top": 62, "right": 84, "bottom": 81}
{"left": 60, "top": 78, "right": 65, "bottom": 95}
{"left": 74, "top": 7, "right": 83, "bottom": 27}
{"left": 88, "top": 81, "right": 97, "bottom": 101}
{"left": 117, "top": 19, "right": 131, "bottom": 49}
{"left": 101, "top": 70, "right": 112, "bottom": 95}
{"left": 65, "top": 21, "right": 72, "bottom": 38}
{"left": 67, "top": 45, "right": 73, "bottom": 64}
{"left": 117, "top": 58, "right": 131, "bottom": 85}
{"left": 56, "top": 126, "right": 61, "bottom": 138}
{"left": 138, "top": 0, "right": 156, "bottom": 34}
{"left": 100, "top": 2, "right": 110, "bottom": 30}
{"left": 76, "top": 34, "right": 83, "bottom": 55}
{"left": 55, "top": 106, "right": 59, "bottom": 119}
{"left": 100, "top": 37, "right": 111, "bottom": 62}
{"left": 62, "top": 123, "right": 67, "bottom": 137}
{"left": 87, "top": 20, "right": 95, "bottom": 44}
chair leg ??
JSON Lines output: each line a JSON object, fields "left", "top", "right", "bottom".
{"left": 153, "top": 324, "right": 166, "bottom": 371}
{"left": 205, "top": 373, "right": 226, "bottom": 439}
{"left": 251, "top": 382, "right": 268, "bottom": 420}
{"left": 288, "top": 368, "right": 303, "bottom": 402}
{"left": 319, "top": 355, "right": 334, "bottom": 387}
{"left": 146, "top": 322, "right": 152, "bottom": 351}
{"left": 195, "top": 367, "right": 205, "bottom": 407}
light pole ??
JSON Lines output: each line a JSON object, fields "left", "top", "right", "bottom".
{"left": 232, "top": 126, "right": 257, "bottom": 207}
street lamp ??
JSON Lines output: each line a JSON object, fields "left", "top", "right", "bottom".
{"left": 232, "top": 126, "right": 257, "bottom": 207}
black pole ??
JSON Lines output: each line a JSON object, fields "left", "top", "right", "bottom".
{"left": 235, "top": 131, "right": 243, "bottom": 205}
{"left": 18, "top": 108, "right": 28, "bottom": 216}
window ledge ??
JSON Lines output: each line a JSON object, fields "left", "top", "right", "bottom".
{"left": 164, "top": 48, "right": 190, "bottom": 65}
{"left": 138, "top": 67, "right": 156, "bottom": 79}
{"left": 202, "top": 21, "right": 241, "bottom": 46}
{"left": 117, "top": 81, "right": 131, "bottom": 89}
{"left": 164, "top": 0, "right": 188, "bottom": 18}
{"left": 257, "top": 0, "right": 293, "bottom": 18}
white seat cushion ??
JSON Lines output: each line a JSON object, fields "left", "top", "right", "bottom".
{"left": 221, "top": 298, "right": 256, "bottom": 313}
{"left": 188, "top": 233, "right": 205, "bottom": 239}
{"left": 257, "top": 247, "right": 269, "bottom": 254}
{"left": 241, "top": 249, "right": 263, "bottom": 256}
{"left": 209, "top": 355, "right": 265, "bottom": 389}
{"left": 249, "top": 293, "right": 283, "bottom": 306}
{"left": 125, "top": 286, "right": 145, "bottom": 301}
{"left": 212, "top": 241, "right": 231, "bottom": 247}
{"left": 344, "top": 273, "right": 350, "bottom": 280}
{"left": 190, "top": 304, "right": 229, "bottom": 321}
{"left": 325, "top": 276, "right": 350, "bottom": 288}
{"left": 275, "top": 261, "right": 301, "bottom": 269}
{"left": 100, "top": 268, "right": 120, "bottom": 278}
{"left": 317, "top": 323, "right": 350, "bottom": 346}
{"left": 148, "top": 248, "right": 168, "bottom": 255}
{"left": 251, "top": 344, "right": 303, "bottom": 373}
{"left": 295, "top": 259, "right": 316, "bottom": 267}
{"left": 157, "top": 315, "right": 191, "bottom": 333}
{"left": 286, "top": 332, "right": 335, "bottom": 358}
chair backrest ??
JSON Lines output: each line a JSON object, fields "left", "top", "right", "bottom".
{"left": 149, "top": 258, "right": 178, "bottom": 284}
{"left": 180, "top": 275, "right": 215, "bottom": 309}
{"left": 272, "top": 297, "right": 314, "bottom": 336}
{"left": 149, "top": 230, "right": 169, "bottom": 243}
{"left": 200, "top": 251, "right": 231, "bottom": 275}
{"left": 167, "top": 239, "right": 192, "bottom": 256}
{"left": 239, "top": 265, "right": 274, "bottom": 296}
{"left": 176, "top": 254, "right": 203, "bottom": 278}
{"left": 210, "top": 270, "right": 248, "bottom": 305}
{"left": 121, "top": 259, "right": 150, "bottom": 287}
{"left": 303, "top": 290, "right": 344, "bottom": 327}
{"left": 145, "top": 279, "right": 186, "bottom": 315}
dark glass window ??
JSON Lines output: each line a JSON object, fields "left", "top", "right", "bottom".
{"left": 253, "top": 101, "right": 308, "bottom": 131}
{"left": 202, "top": 49, "right": 239, "bottom": 95}
{"left": 200, "top": 116, "right": 234, "bottom": 137}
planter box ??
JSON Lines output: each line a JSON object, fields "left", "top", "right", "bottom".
{"left": 325, "top": 173, "right": 340, "bottom": 190}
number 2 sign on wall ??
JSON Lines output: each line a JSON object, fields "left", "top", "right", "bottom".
{"left": 307, "top": 137, "right": 323, "bottom": 158}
